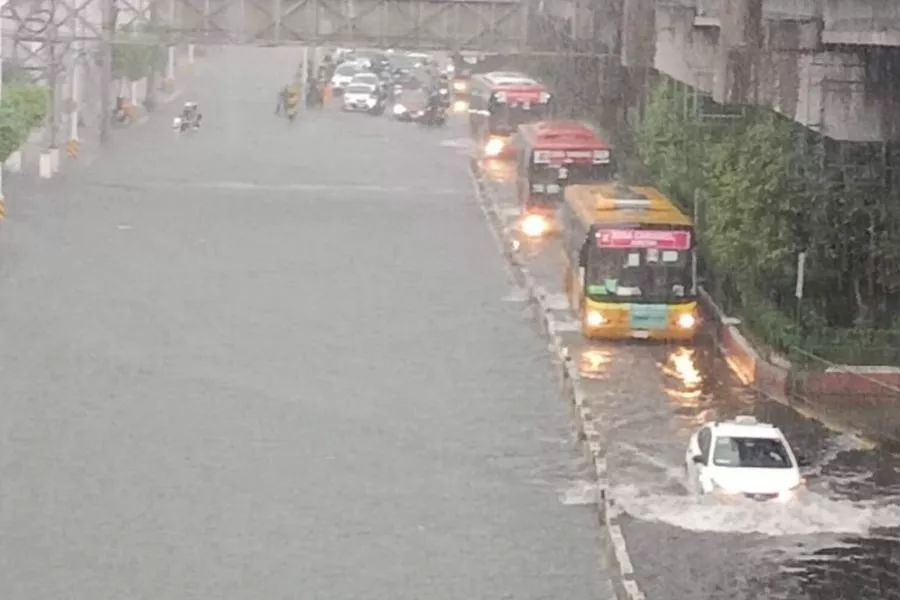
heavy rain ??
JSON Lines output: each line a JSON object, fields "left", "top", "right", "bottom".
{"left": 2, "top": 1, "right": 900, "bottom": 599}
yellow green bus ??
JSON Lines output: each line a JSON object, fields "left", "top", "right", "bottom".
{"left": 560, "top": 183, "right": 699, "bottom": 341}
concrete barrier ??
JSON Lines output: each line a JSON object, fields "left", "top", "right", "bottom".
{"left": 697, "top": 287, "right": 790, "bottom": 402}
{"left": 469, "top": 164, "right": 645, "bottom": 600}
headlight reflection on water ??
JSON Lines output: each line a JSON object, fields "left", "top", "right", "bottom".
{"left": 661, "top": 347, "right": 704, "bottom": 408}
{"left": 579, "top": 348, "right": 612, "bottom": 380}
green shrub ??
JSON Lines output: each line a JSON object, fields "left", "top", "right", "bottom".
{"left": 3, "top": 84, "right": 47, "bottom": 128}
{"left": 636, "top": 79, "right": 900, "bottom": 360}
{"left": 0, "top": 84, "right": 47, "bottom": 161}
{"left": 112, "top": 29, "right": 165, "bottom": 81}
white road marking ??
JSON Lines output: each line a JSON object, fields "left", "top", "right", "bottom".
{"left": 86, "top": 180, "right": 466, "bottom": 196}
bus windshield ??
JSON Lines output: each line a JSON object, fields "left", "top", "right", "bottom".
{"left": 489, "top": 103, "right": 549, "bottom": 133}
{"left": 585, "top": 244, "right": 693, "bottom": 303}
{"left": 531, "top": 162, "right": 615, "bottom": 185}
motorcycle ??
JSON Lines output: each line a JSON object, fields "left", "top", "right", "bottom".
{"left": 414, "top": 104, "right": 447, "bottom": 127}
{"left": 306, "top": 82, "right": 324, "bottom": 109}
{"left": 367, "top": 92, "right": 387, "bottom": 116}
{"left": 172, "top": 112, "right": 202, "bottom": 132}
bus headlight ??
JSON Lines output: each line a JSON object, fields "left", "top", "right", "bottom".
{"left": 677, "top": 313, "right": 696, "bottom": 329}
{"left": 520, "top": 214, "right": 548, "bottom": 238}
{"left": 485, "top": 137, "right": 505, "bottom": 157}
{"left": 586, "top": 311, "right": 606, "bottom": 327}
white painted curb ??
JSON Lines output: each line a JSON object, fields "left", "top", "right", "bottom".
{"left": 469, "top": 161, "right": 646, "bottom": 600}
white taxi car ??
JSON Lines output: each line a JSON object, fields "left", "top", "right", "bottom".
{"left": 685, "top": 416, "right": 807, "bottom": 501}
{"left": 342, "top": 83, "right": 378, "bottom": 112}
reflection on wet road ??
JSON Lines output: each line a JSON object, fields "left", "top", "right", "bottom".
{"left": 479, "top": 159, "right": 900, "bottom": 600}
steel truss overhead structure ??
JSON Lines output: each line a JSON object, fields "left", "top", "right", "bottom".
{"left": 180, "top": 0, "right": 530, "bottom": 51}
{"left": 2, "top": 0, "right": 532, "bottom": 54}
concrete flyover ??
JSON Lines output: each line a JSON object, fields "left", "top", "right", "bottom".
{"left": 625, "top": 0, "right": 900, "bottom": 142}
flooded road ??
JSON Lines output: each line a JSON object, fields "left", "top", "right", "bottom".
{"left": 0, "top": 47, "right": 615, "bottom": 599}
{"left": 477, "top": 157, "right": 900, "bottom": 600}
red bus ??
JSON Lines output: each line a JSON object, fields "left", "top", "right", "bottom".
{"left": 468, "top": 71, "right": 551, "bottom": 159}
{"left": 513, "top": 120, "right": 614, "bottom": 237}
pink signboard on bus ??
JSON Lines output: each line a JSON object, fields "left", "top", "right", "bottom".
{"left": 596, "top": 229, "right": 691, "bottom": 250}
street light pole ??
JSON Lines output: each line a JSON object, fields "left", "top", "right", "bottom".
{"left": 145, "top": 0, "right": 159, "bottom": 109}
{"left": 100, "top": 0, "right": 116, "bottom": 144}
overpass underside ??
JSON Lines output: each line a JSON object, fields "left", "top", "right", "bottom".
{"left": 642, "top": 0, "right": 900, "bottom": 143}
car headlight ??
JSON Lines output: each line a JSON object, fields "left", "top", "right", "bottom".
{"left": 585, "top": 311, "right": 606, "bottom": 327}
{"left": 484, "top": 137, "right": 505, "bottom": 157}
{"left": 365, "top": 97, "right": 376, "bottom": 108}
{"left": 393, "top": 104, "right": 406, "bottom": 115}
{"left": 453, "top": 80, "right": 467, "bottom": 91}
{"left": 520, "top": 214, "right": 548, "bottom": 238}
{"left": 677, "top": 313, "right": 696, "bottom": 329}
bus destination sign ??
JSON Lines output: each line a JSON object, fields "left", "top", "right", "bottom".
{"left": 596, "top": 229, "right": 691, "bottom": 250}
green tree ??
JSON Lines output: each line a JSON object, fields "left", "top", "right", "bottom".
{"left": 0, "top": 84, "right": 47, "bottom": 161}
{"left": 636, "top": 84, "right": 708, "bottom": 208}
{"left": 112, "top": 29, "right": 165, "bottom": 81}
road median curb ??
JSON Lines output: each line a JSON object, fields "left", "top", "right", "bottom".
{"left": 469, "top": 161, "right": 646, "bottom": 600}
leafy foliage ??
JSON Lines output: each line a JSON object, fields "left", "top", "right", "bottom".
{"left": 0, "top": 84, "right": 47, "bottom": 161}
{"left": 636, "top": 81, "right": 900, "bottom": 358}
{"left": 112, "top": 27, "right": 165, "bottom": 81}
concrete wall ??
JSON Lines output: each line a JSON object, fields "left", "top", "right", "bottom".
{"left": 640, "top": 0, "right": 900, "bottom": 142}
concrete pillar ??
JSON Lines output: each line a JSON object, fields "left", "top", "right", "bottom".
{"left": 714, "top": 0, "right": 762, "bottom": 105}
{"left": 39, "top": 152, "right": 53, "bottom": 179}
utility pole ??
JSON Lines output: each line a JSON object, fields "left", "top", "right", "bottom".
{"left": 69, "top": 11, "right": 82, "bottom": 151}
{"left": 145, "top": 0, "right": 159, "bottom": 110}
{"left": 0, "top": 4, "right": 5, "bottom": 206}
{"left": 100, "top": 0, "right": 116, "bottom": 144}
{"left": 165, "top": 0, "right": 175, "bottom": 89}
{"left": 40, "top": 0, "right": 61, "bottom": 178}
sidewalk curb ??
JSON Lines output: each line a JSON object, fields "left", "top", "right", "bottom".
{"left": 468, "top": 161, "right": 646, "bottom": 600}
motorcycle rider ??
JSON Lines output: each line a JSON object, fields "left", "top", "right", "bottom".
{"left": 424, "top": 85, "right": 445, "bottom": 123}
{"left": 275, "top": 84, "right": 290, "bottom": 114}
{"left": 181, "top": 101, "right": 201, "bottom": 128}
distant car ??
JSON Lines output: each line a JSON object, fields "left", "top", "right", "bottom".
{"left": 685, "top": 415, "right": 809, "bottom": 502}
{"left": 405, "top": 52, "right": 432, "bottom": 67}
{"left": 342, "top": 83, "right": 378, "bottom": 112}
{"left": 391, "top": 87, "right": 426, "bottom": 122}
{"left": 351, "top": 72, "right": 382, "bottom": 89}
{"left": 330, "top": 63, "right": 361, "bottom": 94}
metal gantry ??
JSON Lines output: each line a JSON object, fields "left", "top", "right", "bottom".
{"left": 3, "top": 0, "right": 533, "bottom": 53}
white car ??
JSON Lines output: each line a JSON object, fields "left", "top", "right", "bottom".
{"left": 350, "top": 72, "right": 382, "bottom": 89}
{"left": 331, "top": 63, "right": 362, "bottom": 93}
{"left": 342, "top": 83, "right": 378, "bottom": 111}
{"left": 684, "top": 416, "right": 807, "bottom": 501}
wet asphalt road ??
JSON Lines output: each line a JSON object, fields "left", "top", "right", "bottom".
{"left": 478, "top": 159, "right": 900, "bottom": 600}
{"left": 0, "top": 47, "right": 617, "bottom": 599}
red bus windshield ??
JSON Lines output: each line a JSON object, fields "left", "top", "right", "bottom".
{"left": 489, "top": 101, "right": 550, "bottom": 134}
